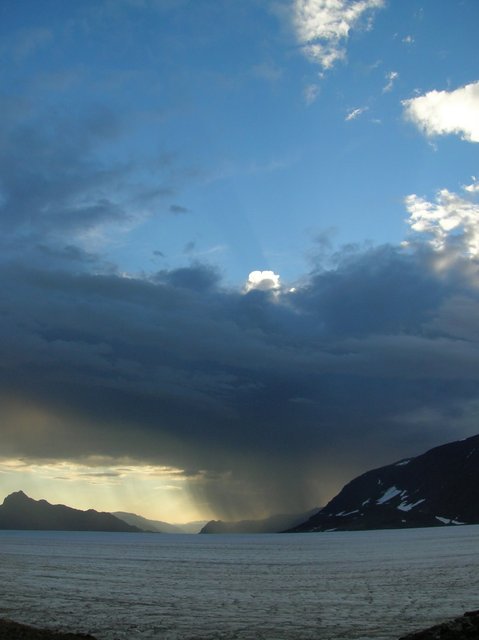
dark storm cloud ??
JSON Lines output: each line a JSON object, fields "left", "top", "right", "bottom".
{"left": 0, "top": 105, "right": 177, "bottom": 253}
{"left": 2, "top": 238, "right": 479, "bottom": 517}
{"left": 35, "top": 244, "right": 100, "bottom": 265}
{"left": 294, "top": 245, "right": 448, "bottom": 337}
{"left": 155, "top": 263, "right": 220, "bottom": 290}
{"left": 1, "top": 90, "right": 478, "bottom": 516}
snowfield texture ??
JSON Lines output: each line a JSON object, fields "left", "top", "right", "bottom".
{"left": 376, "top": 486, "right": 403, "bottom": 505}
{"left": 1, "top": 527, "right": 478, "bottom": 640}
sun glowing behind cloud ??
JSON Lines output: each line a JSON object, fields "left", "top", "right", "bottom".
{"left": 244, "top": 270, "right": 281, "bottom": 293}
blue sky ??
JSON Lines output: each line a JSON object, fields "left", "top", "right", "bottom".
{"left": 1, "top": 1, "right": 479, "bottom": 522}
{"left": 2, "top": 0, "right": 477, "bottom": 284}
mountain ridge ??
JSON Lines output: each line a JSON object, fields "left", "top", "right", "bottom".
{"left": 0, "top": 491, "right": 141, "bottom": 532}
{"left": 288, "top": 433, "right": 479, "bottom": 532}
{"left": 200, "top": 508, "right": 319, "bottom": 534}
{"left": 113, "top": 511, "right": 208, "bottom": 534}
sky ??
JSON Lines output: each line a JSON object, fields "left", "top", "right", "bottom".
{"left": 0, "top": 0, "right": 478, "bottom": 523}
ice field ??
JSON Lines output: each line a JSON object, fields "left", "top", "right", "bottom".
{"left": 1, "top": 526, "right": 478, "bottom": 640}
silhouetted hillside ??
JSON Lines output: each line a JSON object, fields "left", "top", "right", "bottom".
{"left": 200, "top": 509, "right": 319, "bottom": 534}
{"left": 399, "top": 610, "right": 479, "bottom": 639}
{"left": 113, "top": 511, "right": 207, "bottom": 534}
{"left": 0, "top": 491, "right": 141, "bottom": 532}
{"left": 290, "top": 434, "right": 479, "bottom": 532}
{"left": 114, "top": 511, "right": 182, "bottom": 533}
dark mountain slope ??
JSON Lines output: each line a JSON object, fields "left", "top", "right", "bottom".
{"left": 290, "top": 434, "right": 479, "bottom": 532}
{"left": 399, "top": 610, "right": 479, "bottom": 639}
{"left": 0, "top": 491, "right": 141, "bottom": 532}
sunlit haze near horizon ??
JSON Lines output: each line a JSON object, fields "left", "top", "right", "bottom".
{"left": 1, "top": 0, "right": 478, "bottom": 523}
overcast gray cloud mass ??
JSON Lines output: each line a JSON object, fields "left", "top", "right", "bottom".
{"left": 2, "top": 230, "right": 479, "bottom": 516}
{"left": 2, "top": 0, "right": 479, "bottom": 519}
{"left": 1, "top": 100, "right": 479, "bottom": 517}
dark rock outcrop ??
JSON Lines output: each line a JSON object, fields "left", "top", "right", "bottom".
{"left": 399, "top": 610, "right": 479, "bottom": 639}
{"left": 0, "top": 491, "right": 141, "bottom": 532}
{"left": 289, "top": 433, "right": 479, "bottom": 532}
{"left": 0, "top": 619, "right": 97, "bottom": 640}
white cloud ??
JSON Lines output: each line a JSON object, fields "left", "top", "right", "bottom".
{"left": 345, "top": 106, "right": 367, "bottom": 121}
{"left": 464, "top": 178, "right": 479, "bottom": 194}
{"left": 383, "top": 70, "right": 398, "bottom": 93}
{"left": 403, "top": 81, "right": 479, "bottom": 143}
{"left": 292, "top": 0, "right": 385, "bottom": 71}
{"left": 244, "top": 270, "right": 281, "bottom": 293}
{"left": 405, "top": 184, "right": 479, "bottom": 258}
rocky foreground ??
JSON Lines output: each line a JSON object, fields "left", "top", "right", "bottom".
{"left": 0, "top": 620, "right": 96, "bottom": 640}
{"left": 1, "top": 611, "right": 478, "bottom": 639}
{"left": 399, "top": 610, "right": 479, "bottom": 639}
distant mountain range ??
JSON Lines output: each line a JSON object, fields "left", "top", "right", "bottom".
{"left": 0, "top": 491, "right": 207, "bottom": 534}
{"left": 0, "top": 491, "right": 141, "bottom": 532}
{"left": 113, "top": 511, "right": 208, "bottom": 534}
{"left": 3, "top": 433, "right": 478, "bottom": 534}
{"left": 289, "top": 434, "right": 479, "bottom": 532}
{"left": 200, "top": 509, "right": 319, "bottom": 534}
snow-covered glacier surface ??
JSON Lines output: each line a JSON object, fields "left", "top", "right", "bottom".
{"left": 1, "top": 526, "right": 478, "bottom": 640}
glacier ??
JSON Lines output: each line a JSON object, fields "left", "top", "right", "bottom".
{"left": 0, "top": 526, "right": 478, "bottom": 639}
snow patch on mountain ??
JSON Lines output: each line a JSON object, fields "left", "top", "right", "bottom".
{"left": 435, "top": 516, "right": 465, "bottom": 525}
{"left": 376, "top": 486, "right": 403, "bottom": 504}
{"left": 397, "top": 498, "right": 425, "bottom": 512}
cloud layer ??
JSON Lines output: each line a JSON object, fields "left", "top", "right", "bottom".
{"left": 1, "top": 1, "right": 479, "bottom": 520}
{"left": 1, "top": 92, "right": 478, "bottom": 516}
{"left": 2, "top": 214, "right": 479, "bottom": 517}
